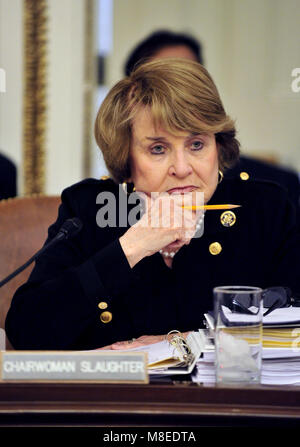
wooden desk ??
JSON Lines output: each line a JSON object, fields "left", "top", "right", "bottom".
{"left": 0, "top": 381, "right": 300, "bottom": 427}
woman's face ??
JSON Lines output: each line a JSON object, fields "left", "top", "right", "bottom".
{"left": 129, "top": 107, "right": 219, "bottom": 203}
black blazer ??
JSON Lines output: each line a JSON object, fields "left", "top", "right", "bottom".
{"left": 226, "top": 155, "right": 300, "bottom": 210}
{"left": 0, "top": 153, "right": 17, "bottom": 200}
{"left": 5, "top": 177, "right": 300, "bottom": 350}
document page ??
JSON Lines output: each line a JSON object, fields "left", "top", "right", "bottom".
{"left": 128, "top": 340, "right": 178, "bottom": 367}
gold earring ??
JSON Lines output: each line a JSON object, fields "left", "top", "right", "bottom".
{"left": 122, "top": 182, "right": 136, "bottom": 194}
{"left": 218, "top": 170, "right": 224, "bottom": 184}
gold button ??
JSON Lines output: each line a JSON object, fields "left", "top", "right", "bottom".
{"left": 100, "top": 311, "right": 112, "bottom": 323}
{"left": 209, "top": 242, "right": 222, "bottom": 255}
{"left": 240, "top": 171, "right": 249, "bottom": 181}
{"left": 100, "top": 175, "right": 110, "bottom": 180}
{"left": 98, "top": 301, "right": 108, "bottom": 310}
{"left": 220, "top": 211, "right": 236, "bottom": 227}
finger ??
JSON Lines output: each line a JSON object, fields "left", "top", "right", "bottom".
{"left": 137, "top": 192, "right": 152, "bottom": 216}
{"left": 110, "top": 339, "right": 141, "bottom": 350}
{"left": 95, "top": 344, "right": 113, "bottom": 350}
{"left": 151, "top": 193, "right": 172, "bottom": 227}
{"left": 180, "top": 191, "right": 205, "bottom": 220}
{"left": 182, "top": 331, "right": 191, "bottom": 339}
{"left": 135, "top": 335, "right": 165, "bottom": 345}
{"left": 110, "top": 340, "right": 131, "bottom": 350}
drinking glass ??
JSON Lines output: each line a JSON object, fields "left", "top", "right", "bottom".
{"left": 214, "top": 285, "right": 263, "bottom": 384}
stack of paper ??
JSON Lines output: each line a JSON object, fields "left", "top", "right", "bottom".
{"left": 194, "top": 310, "right": 300, "bottom": 385}
{"left": 262, "top": 306, "right": 300, "bottom": 348}
{"left": 204, "top": 306, "right": 300, "bottom": 349}
{"left": 262, "top": 327, "right": 300, "bottom": 348}
{"left": 263, "top": 306, "right": 300, "bottom": 326}
{"left": 192, "top": 347, "right": 300, "bottom": 386}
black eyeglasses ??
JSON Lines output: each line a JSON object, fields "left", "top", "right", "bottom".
{"left": 262, "top": 287, "right": 292, "bottom": 316}
{"left": 227, "top": 287, "right": 293, "bottom": 317}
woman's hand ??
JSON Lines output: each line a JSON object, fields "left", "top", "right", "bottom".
{"left": 110, "top": 334, "right": 165, "bottom": 350}
{"left": 95, "top": 335, "right": 164, "bottom": 350}
{"left": 96, "top": 332, "right": 190, "bottom": 350}
{"left": 119, "top": 192, "right": 202, "bottom": 268}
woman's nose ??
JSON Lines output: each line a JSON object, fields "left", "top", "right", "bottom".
{"left": 168, "top": 152, "right": 193, "bottom": 177}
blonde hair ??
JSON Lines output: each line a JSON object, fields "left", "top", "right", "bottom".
{"left": 95, "top": 58, "right": 239, "bottom": 183}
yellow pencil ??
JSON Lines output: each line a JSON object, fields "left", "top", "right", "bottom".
{"left": 182, "top": 204, "right": 241, "bottom": 210}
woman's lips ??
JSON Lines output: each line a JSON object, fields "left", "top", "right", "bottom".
{"left": 167, "top": 186, "right": 198, "bottom": 194}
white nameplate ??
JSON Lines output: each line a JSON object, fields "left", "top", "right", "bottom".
{"left": 0, "top": 351, "right": 148, "bottom": 383}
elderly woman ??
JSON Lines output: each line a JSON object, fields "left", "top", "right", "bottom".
{"left": 5, "top": 59, "right": 300, "bottom": 350}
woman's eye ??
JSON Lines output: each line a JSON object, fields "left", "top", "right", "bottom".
{"left": 191, "top": 141, "right": 203, "bottom": 150}
{"left": 151, "top": 145, "right": 165, "bottom": 154}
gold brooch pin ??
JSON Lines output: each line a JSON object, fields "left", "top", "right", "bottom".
{"left": 220, "top": 210, "right": 236, "bottom": 227}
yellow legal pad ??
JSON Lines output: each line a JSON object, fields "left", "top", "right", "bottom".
{"left": 262, "top": 328, "right": 300, "bottom": 348}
